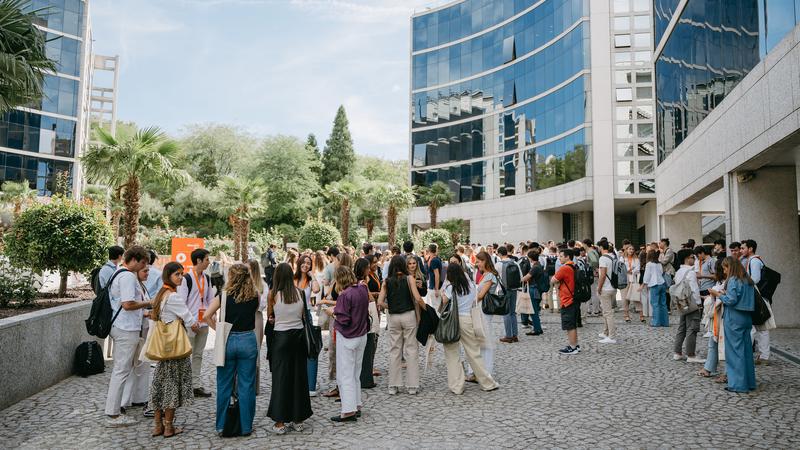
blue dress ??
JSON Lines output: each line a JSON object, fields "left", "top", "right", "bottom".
{"left": 719, "top": 278, "right": 756, "bottom": 392}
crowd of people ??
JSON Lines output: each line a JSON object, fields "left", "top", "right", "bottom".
{"left": 97, "top": 234, "right": 774, "bottom": 436}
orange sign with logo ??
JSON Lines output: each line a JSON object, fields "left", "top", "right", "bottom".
{"left": 171, "top": 238, "right": 205, "bottom": 268}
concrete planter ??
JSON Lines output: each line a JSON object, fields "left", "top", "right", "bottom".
{"left": 0, "top": 301, "right": 100, "bottom": 410}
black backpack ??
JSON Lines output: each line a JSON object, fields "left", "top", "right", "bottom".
{"left": 85, "top": 269, "right": 129, "bottom": 339}
{"left": 545, "top": 255, "right": 557, "bottom": 277}
{"left": 89, "top": 266, "right": 103, "bottom": 295}
{"left": 571, "top": 263, "right": 592, "bottom": 303}
{"left": 74, "top": 341, "right": 105, "bottom": 377}
{"left": 750, "top": 257, "right": 781, "bottom": 301}
{"left": 751, "top": 288, "right": 772, "bottom": 326}
{"left": 504, "top": 260, "right": 522, "bottom": 290}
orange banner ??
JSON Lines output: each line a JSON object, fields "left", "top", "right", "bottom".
{"left": 171, "top": 237, "right": 205, "bottom": 268}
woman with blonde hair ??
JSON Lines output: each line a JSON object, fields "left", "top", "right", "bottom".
{"left": 622, "top": 245, "right": 642, "bottom": 323}
{"left": 204, "top": 263, "right": 260, "bottom": 437}
{"left": 470, "top": 251, "right": 499, "bottom": 379}
{"left": 405, "top": 254, "right": 427, "bottom": 298}
{"left": 148, "top": 262, "right": 197, "bottom": 438}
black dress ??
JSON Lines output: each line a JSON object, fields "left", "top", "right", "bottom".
{"left": 266, "top": 298, "right": 312, "bottom": 424}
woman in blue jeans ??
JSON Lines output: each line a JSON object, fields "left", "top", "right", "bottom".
{"left": 204, "top": 264, "right": 260, "bottom": 437}
{"left": 640, "top": 250, "right": 668, "bottom": 327}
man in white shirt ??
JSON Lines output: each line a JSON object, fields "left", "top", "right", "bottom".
{"left": 105, "top": 246, "right": 151, "bottom": 427}
{"left": 98, "top": 245, "right": 125, "bottom": 290}
{"left": 673, "top": 249, "right": 704, "bottom": 363}
{"left": 596, "top": 240, "right": 618, "bottom": 344}
{"left": 742, "top": 239, "right": 769, "bottom": 364}
{"left": 178, "top": 248, "right": 215, "bottom": 397}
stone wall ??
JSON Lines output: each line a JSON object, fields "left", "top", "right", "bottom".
{"left": 0, "top": 301, "right": 100, "bottom": 410}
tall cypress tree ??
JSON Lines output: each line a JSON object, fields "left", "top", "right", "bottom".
{"left": 321, "top": 106, "right": 355, "bottom": 186}
{"left": 306, "top": 133, "right": 322, "bottom": 179}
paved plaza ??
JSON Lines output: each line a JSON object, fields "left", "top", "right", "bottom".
{"left": 1, "top": 311, "right": 799, "bottom": 449}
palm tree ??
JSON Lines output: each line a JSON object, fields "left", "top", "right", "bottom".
{"left": 415, "top": 181, "right": 453, "bottom": 228}
{"left": 324, "top": 180, "right": 363, "bottom": 246}
{"left": 1, "top": 180, "right": 36, "bottom": 216}
{"left": 218, "top": 176, "right": 267, "bottom": 261}
{"left": 358, "top": 186, "right": 382, "bottom": 242}
{"left": 0, "top": 0, "right": 57, "bottom": 113}
{"left": 381, "top": 184, "right": 414, "bottom": 247}
{"left": 82, "top": 126, "right": 188, "bottom": 247}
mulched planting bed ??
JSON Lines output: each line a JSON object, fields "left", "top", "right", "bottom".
{"left": 0, "top": 289, "right": 94, "bottom": 320}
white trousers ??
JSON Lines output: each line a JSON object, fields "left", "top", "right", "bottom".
{"left": 467, "top": 312, "right": 496, "bottom": 377}
{"left": 751, "top": 328, "right": 770, "bottom": 360}
{"left": 121, "top": 357, "right": 150, "bottom": 407}
{"left": 105, "top": 327, "right": 140, "bottom": 416}
{"left": 188, "top": 327, "right": 209, "bottom": 387}
{"left": 335, "top": 333, "right": 367, "bottom": 414}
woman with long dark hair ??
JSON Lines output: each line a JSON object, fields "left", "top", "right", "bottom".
{"left": 708, "top": 257, "right": 756, "bottom": 392}
{"left": 441, "top": 263, "right": 499, "bottom": 395}
{"left": 472, "top": 251, "right": 499, "bottom": 377}
{"left": 204, "top": 263, "right": 260, "bottom": 437}
{"left": 148, "top": 262, "right": 197, "bottom": 438}
{"left": 377, "top": 255, "right": 426, "bottom": 395}
{"left": 266, "top": 262, "right": 313, "bottom": 433}
{"left": 294, "top": 254, "right": 321, "bottom": 396}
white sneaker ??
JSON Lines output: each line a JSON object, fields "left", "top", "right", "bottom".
{"left": 105, "top": 415, "right": 137, "bottom": 427}
{"left": 388, "top": 386, "right": 398, "bottom": 395}
{"left": 407, "top": 388, "right": 418, "bottom": 395}
{"left": 686, "top": 356, "right": 706, "bottom": 363}
{"left": 598, "top": 333, "right": 608, "bottom": 339}
{"left": 289, "top": 422, "right": 304, "bottom": 432}
{"left": 309, "top": 390, "right": 318, "bottom": 397}
{"left": 673, "top": 353, "right": 685, "bottom": 361}
{"left": 598, "top": 337, "right": 617, "bottom": 344}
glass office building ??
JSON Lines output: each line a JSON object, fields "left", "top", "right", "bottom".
{"left": 0, "top": 0, "right": 92, "bottom": 196}
{"left": 655, "top": 0, "right": 800, "bottom": 164}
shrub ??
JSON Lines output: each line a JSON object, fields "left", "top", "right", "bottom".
{"left": 251, "top": 228, "right": 282, "bottom": 254}
{"left": 5, "top": 198, "right": 111, "bottom": 297}
{"left": 205, "top": 235, "right": 233, "bottom": 258}
{"left": 373, "top": 232, "right": 389, "bottom": 244}
{"left": 0, "top": 258, "right": 40, "bottom": 307}
{"left": 413, "top": 228, "right": 454, "bottom": 259}
{"left": 138, "top": 226, "right": 196, "bottom": 255}
{"left": 298, "top": 220, "right": 341, "bottom": 251}
{"left": 347, "top": 227, "right": 366, "bottom": 248}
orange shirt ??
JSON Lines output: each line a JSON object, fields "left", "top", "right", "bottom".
{"left": 554, "top": 261, "right": 575, "bottom": 307}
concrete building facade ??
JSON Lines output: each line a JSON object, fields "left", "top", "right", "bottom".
{"left": 409, "top": 0, "right": 659, "bottom": 246}
{"left": 654, "top": 0, "right": 800, "bottom": 326}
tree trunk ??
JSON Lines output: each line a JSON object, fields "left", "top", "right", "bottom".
{"left": 111, "top": 211, "right": 121, "bottom": 241}
{"left": 13, "top": 202, "right": 22, "bottom": 217}
{"left": 240, "top": 218, "right": 250, "bottom": 262}
{"left": 123, "top": 176, "right": 141, "bottom": 248}
{"left": 58, "top": 271, "right": 68, "bottom": 298}
{"left": 366, "top": 219, "right": 374, "bottom": 242}
{"left": 387, "top": 206, "right": 397, "bottom": 248}
{"left": 429, "top": 205, "right": 438, "bottom": 228}
{"left": 341, "top": 199, "right": 350, "bottom": 246}
{"left": 229, "top": 215, "right": 240, "bottom": 261}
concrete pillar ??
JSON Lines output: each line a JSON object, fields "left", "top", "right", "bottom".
{"left": 579, "top": 211, "right": 594, "bottom": 240}
{"left": 729, "top": 166, "right": 800, "bottom": 327}
{"left": 537, "top": 211, "right": 563, "bottom": 243}
{"left": 637, "top": 201, "right": 659, "bottom": 243}
{"left": 660, "top": 212, "right": 702, "bottom": 246}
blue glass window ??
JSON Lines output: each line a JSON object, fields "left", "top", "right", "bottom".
{"left": 0, "top": 151, "right": 72, "bottom": 196}
{"left": 0, "top": 110, "right": 77, "bottom": 157}
{"left": 28, "top": 0, "right": 84, "bottom": 37}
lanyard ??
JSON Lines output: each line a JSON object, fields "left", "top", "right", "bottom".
{"left": 193, "top": 269, "right": 206, "bottom": 305}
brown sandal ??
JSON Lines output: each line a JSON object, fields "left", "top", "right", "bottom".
{"left": 714, "top": 375, "right": 728, "bottom": 384}
{"left": 163, "top": 421, "right": 183, "bottom": 438}
{"left": 697, "top": 369, "right": 713, "bottom": 378}
{"left": 152, "top": 420, "right": 164, "bottom": 437}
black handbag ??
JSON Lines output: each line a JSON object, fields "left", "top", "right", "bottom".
{"left": 482, "top": 278, "right": 509, "bottom": 315}
{"left": 434, "top": 291, "right": 460, "bottom": 344}
{"left": 221, "top": 394, "right": 241, "bottom": 437}
{"left": 301, "top": 291, "right": 323, "bottom": 359}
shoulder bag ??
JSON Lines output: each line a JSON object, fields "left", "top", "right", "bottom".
{"left": 214, "top": 291, "right": 233, "bottom": 367}
{"left": 515, "top": 282, "right": 533, "bottom": 314}
{"left": 144, "top": 296, "right": 192, "bottom": 361}
{"left": 434, "top": 290, "right": 460, "bottom": 344}
{"left": 481, "top": 277, "right": 509, "bottom": 315}
{"left": 471, "top": 296, "right": 486, "bottom": 340}
{"left": 300, "top": 290, "right": 323, "bottom": 359}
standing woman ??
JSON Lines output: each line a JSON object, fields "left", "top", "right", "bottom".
{"left": 294, "top": 255, "right": 321, "bottom": 397}
{"left": 440, "top": 263, "right": 499, "bottom": 395}
{"left": 285, "top": 249, "right": 299, "bottom": 272}
{"left": 473, "top": 251, "right": 499, "bottom": 377}
{"left": 622, "top": 245, "right": 642, "bottom": 323}
{"left": 313, "top": 251, "right": 328, "bottom": 305}
{"left": 638, "top": 245, "right": 650, "bottom": 318}
{"left": 360, "top": 256, "right": 381, "bottom": 387}
{"left": 330, "top": 265, "right": 370, "bottom": 422}
{"left": 709, "top": 257, "right": 756, "bottom": 393}
{"left": 699, "top": 257, "right": 726, "bottom": 379}
{"left": 266, "top": 263, "right": 313, "bottom": 433}
{"left": 406, "top": 255, "right": 428, "bottom": 299}
{"left": 377, "top": 255, "right": 426, "bottom": 395}
{"left": 204, "top": 263, "right": 260, "bottom": 437}
{"left": 148, "top": 262, "right": 198, "bottom": 438}
{"left": 640, "top": 250, "right": 668, "bottom": 327}
{"left": 247, "top": 260, "right": 268, "bottom": 392}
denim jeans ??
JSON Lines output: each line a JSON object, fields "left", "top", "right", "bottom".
{"left": 526, "top": 286, "right": 543, "bottom": 333}
{"left": 649, "top": 283, "right": 669, "bottom": 327}
{"left": 503, "top": 289, "right": 518, "bottom": 338}
{"left": 305, "top": 307, "right": 318, "bottom": 391}
{"left": 704, "top": 336, "right": 719, "bottom": 374}
{"left": 216, "top": 331, "right": 258, "bottom": 434}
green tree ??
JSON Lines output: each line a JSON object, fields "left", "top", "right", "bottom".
{"left": 306, "top": 133, "right": 322, "bottom": 179}
{"left": 0, "top": 0, "right": 56, "bottom": 112}
{"left": 380, "top": 184, "right": 414, "bottom": 248}
{"left": 415, "top": 181, "right": 453, "bottom": 228}
{"left": 324, "top": 179, "right": 363, "bottom": 246}
{"left": 5, "top": 198, "right": 112, "bottom": 296}
{"left": 1, "top": 180, "right": 36, "bottom": 216}
{"left": 218, "top": 176, "right": 267, "bottom": 261}
{"left": 439, "top": 218, "right": 469, "bottom": 246}
{"left": 298, "top": 219, "right": 340, "bottom": 251}
{"left": 321, "top": 105, "right": 355, "bottom": 186}
{"left": 179, "top": 124, "right": 258, "bottom": 188}
{"left": 357, "top": 184, "right": 383, "bottom": 242}
{"left": 82, "top": 126, "right": 188, "bottom": 247}
{"left": 356, "top": 156, "right": 407, "bottom": 186}
{"left": 248, "top": 135, "right": 321, "bottom": 226}
{"left": 413, "top": 228, "right": 454, "bottom": 262}
{"left": 167, "top": 180, "right": 226, "bottom": 236}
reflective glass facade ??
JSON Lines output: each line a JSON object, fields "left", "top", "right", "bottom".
{"left": 653, "top": 0, "right": 681, "bottom": 46}
{"left": 411, "top": 0, "right": 590, "bottom": 204}
{"left": 2, "top": 0, "right": 85, "bottom": 195}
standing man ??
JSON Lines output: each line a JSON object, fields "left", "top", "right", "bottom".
{"left": 713, "top": 239, "right": 727, "bottom": 259}
{"left": 178, "top": 248, "right": 215, "bottom": 398}
{"left": 583, "top": 239, "right": 601, "bottom": 317}
{"left": 261, "top": 244, "right": 277, "bottom": 288}
{"left": 497, "top": 246, "right": 519, "bottom": 343}
{"left": 427, "top": 243, "right": 443, "bottom": 309}
{"left": 98, "top": 245, "right": 125, "bottom": 290}
{"left": 553, "top": 248, "right": 579, "bottom": 355}
{"left": 658, "top": 238, "right": 677, "bottom": 313}
{"left": 105, "top": 246, "right": 151, "bottom": 427}
{"left": 742, "top": 239, "right": 769, "bottom": 365}
{"left": 596, "top": 241, "right": 618, "bottom": 344}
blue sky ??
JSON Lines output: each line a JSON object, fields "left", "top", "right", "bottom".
{"left": 89, "top": 0, "right": 448, "bottom": 160}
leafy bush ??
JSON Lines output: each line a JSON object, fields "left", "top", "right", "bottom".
{"left": 373, "top": 232, "right": 389, "bottom": 244}
{"left": 205, "top": 235, "right": 233, "bottom": 258}
{"left": 138, "top": 226, "right": 196, "bottom": 255}
{"left": 4, "top": 198, "right": 111, "bottom": 296}
{"left": 347, "top": 227, "right": 366, "bottom": 248}
{"left": 251, "top": 228, "right": 282, "bottom": 254}
{"left": 298, "top": 220, "right": 341, "bottom": 251}
{"left": 413, "top": 228, "right": 454, "bottom": 260}
{"left": 0, "top": 258, "right": 40, "bottom": 307}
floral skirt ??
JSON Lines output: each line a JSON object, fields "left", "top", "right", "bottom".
{"left": 149, "top": 357, "right": 193, "bottom": 410}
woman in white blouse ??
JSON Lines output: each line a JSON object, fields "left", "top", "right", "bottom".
{"left": 148, "top": 262, "right": 198, "bottom": 438}
{"left": 621, "top": 245, "right": 643, "bottom": 323}
{"left": 639, "top": 250, "right": 668, "bottom": 327}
